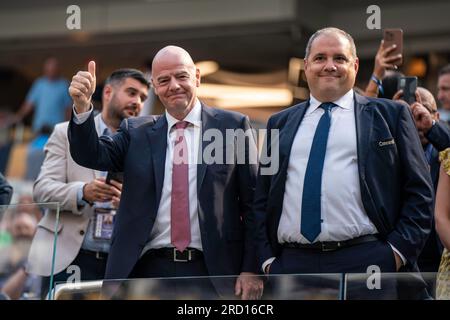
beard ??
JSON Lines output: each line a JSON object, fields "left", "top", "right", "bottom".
{"left": 107, "top": 95, "right": 137, "bottom": 122}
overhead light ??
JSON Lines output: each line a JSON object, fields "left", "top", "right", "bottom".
{"left": 195, "top": 61, "right": 219, "bottom": 76}
{"left": 406, "top": 57, "right": 427, "bottom": 77}
{"left": 198, "top": 83, "right": 292, "bottom": 108}
{"left": 69, "top": 31, "right": 91, "bottom": 43}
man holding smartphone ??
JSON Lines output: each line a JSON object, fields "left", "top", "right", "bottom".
{"left": 393, "top": 87, "right": 450, "bottom": 272}
{"left": 27, "top": 69, "right": 149, "bottom": 288}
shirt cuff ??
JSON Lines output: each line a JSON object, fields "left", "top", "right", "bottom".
{"left": 262, "top": 257, "right": 276, "bottom": 274}
{"left": 77, "top": 185, "right": 87, "bottom": 207}
{"left": 72, "top": 103, "right": 93, "bottom": 124}
{"left": 388, "top": 242, "right": 407, "bottom": 265}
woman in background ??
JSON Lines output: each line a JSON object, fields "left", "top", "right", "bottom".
{"left": 435, "top": 148, "right": 450, "bottom": 299}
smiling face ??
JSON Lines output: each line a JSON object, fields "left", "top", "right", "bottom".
{"left": 304, "top": 32, "right": 359, "bottom": 102}
{"left": 151, "top": 46, "right": 200, "bottom": 120}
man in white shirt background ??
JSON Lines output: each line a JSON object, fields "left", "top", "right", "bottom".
{"left": 28, "top": 69, "right": 149, "bottom": 294}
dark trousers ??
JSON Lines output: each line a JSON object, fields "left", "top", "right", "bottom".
{"left": 265, "top": 240, "right": 399, "bottom": 300}
{"left": 42, "top": 249, "right": 108, "bottom": 299}
{"left": 103, "top": 250, "right": 218, "bottom": 299}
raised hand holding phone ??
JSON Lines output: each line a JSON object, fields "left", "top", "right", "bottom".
{"left": 382, "top": 29, "right": 403, "bottom": 67}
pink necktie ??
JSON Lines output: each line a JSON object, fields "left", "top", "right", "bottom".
{"left": 171, "top": 121, "right": 191, "bottom": 252}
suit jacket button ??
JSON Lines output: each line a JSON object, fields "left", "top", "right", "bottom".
{"left": 79, "top": 230, "right": 85, "bottom": 236}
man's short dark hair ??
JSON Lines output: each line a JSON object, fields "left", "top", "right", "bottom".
{"left": 439, "top": 64, "right": 450, "bottom": 77}
{"left": 104, "top": 68, "right": 150, "bottom": 88}
{"left": 305, "top": 27, "right": 357, "bottom": 59}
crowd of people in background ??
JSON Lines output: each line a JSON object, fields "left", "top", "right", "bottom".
{"left": 0, "top": 26, "right": 450, "bottom": 300}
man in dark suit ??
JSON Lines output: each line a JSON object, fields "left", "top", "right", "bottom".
{"left": 67, "top": 46, "right": 262, "bottom": 299}
{"left": 253, "top": 27, "right": 433, "bottom": 298}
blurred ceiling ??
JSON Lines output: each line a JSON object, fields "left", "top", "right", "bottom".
{"left": 1, "top": 0, "right": 449, "bottom": 80}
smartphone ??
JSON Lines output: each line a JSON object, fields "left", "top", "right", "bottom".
{"left": 383, "top": 28, "right": 403, "bottom": 66}
{"left": 398, "top": 76, "right": 417, "bottom": 104}
{"left": 106, "top": 172, "right": 124, "bottom": 184}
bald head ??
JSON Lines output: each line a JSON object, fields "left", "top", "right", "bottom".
{"left": 151, "top": 45, "right": 201, "bottom": 120}
{"left": 152, "top": 46, "right": 196, "bottom": 71}
{"left": 417, "top": 87, "right": 438, "bottom": 114}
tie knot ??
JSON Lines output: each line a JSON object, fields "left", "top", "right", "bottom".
{"left": 175, "top": 121, "right": 189, "bottom": 130}
{"left": 320, "top": 102, "right": 337, "bottom": 112}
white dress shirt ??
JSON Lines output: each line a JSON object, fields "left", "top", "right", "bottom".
{"left": 278, "top": 89, "right": 377, "bottom": 243}
{"left": 144, "top": 100, "right": 203, "bottom": 252}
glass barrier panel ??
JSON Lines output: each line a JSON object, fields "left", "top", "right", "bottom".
{"left": 262, "top": 273, "right": 342, "bottom": 300}
{"left": 344, "top": 272, "right": 448, "bottom": 300}
{"left": 53, "top": 280, "right": 103, "bottom": 300}
{"left": 0, "top": 202, "right": 60, "bottom": 300}
{"left": 52, "top": 274, "right": 342, "bottom": 300}
{"left": 51, "top": 272, "right": 450, "bottom": 300}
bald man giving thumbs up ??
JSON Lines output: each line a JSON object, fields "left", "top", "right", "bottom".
{"left": 67, "top": 48, "right": 262, "bottom": 300}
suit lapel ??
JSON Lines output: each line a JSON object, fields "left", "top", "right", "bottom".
{"left": 276, "top": 101, "right": 308, "bottom": 183}
{"left": 354, "top": 93, "right": 373, "bottom": 182}
{"left": 146, "top": 115, "right": 168, "bottom": 209}
{"left": 197, "top": 104, "right": 220, "bottom": 193}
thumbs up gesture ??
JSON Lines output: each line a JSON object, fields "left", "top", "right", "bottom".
{"left": 69, "top": 61, "right": 96, "bottom": 113}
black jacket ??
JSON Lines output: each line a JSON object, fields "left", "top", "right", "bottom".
{"left": 0, "top": 173, "right": 13, "bottom": 205}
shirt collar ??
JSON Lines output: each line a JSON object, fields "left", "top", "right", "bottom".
{"left": 98, "top": 115, "right": 110, "bottom": 135}
{"left": 165, "top": 99, "right": 202, "bottom": 130}
{"left": 307, "top": 89, "right": 354, "bottom": 115}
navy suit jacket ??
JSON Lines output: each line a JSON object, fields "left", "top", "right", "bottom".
{"left": 253, "top": 93, "right": 434, "bottom": 270}
{"left": 68, "top": 104, "right": 258, "bottom": 289}
{"left": 426, "top": 121, "right": 450, "bottom": 155}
